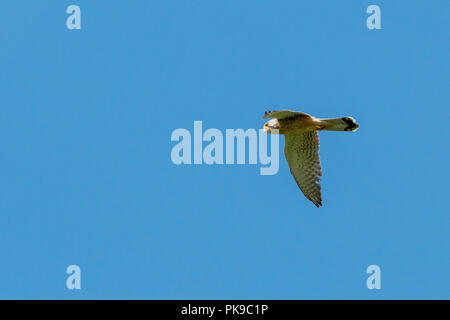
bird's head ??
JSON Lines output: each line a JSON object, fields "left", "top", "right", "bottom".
{"left": 263, "top": 119, "right": 280, "bottom": 134}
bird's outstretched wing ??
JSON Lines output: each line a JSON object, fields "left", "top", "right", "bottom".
{"left": 284, "top": 132, "right": 323, "bottom": 207}
{"left": 262, "top": 110, "right": 310, "bottom": 119}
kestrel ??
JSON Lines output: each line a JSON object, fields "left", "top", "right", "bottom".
{"left": 263, "top": 110, "right": 359, "bottom": 207}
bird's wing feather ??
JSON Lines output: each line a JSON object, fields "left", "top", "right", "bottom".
{"left": 284, "top": 132, "right": 323, "bottom": 207}
{"left": 262, "top": 110, "right": 310, "bottom": 119}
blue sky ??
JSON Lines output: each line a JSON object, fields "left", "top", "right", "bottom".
{"left": 0, "top": 1, "right": 449, "bottom": 299}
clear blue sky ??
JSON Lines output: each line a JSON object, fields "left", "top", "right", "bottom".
{"left": 0, "top": 1, "right": 449, "bottom": 299}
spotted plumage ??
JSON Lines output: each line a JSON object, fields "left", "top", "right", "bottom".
{"left": 263, "top": 109, "right": 359, "bottom": 207}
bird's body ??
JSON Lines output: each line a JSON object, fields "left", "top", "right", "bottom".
{"left": 263, "top": 110, "right": 359, "bottom": 207}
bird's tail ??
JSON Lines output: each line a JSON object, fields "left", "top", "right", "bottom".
{"left": 318, "top": 117, "right": 360, "bottom": 132}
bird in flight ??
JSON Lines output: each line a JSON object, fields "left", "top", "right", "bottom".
{"left": 263, "top": 110, "right": 359, "bottom": 207}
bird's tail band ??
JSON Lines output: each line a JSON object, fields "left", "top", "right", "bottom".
{"left": 319, "top": 117, "right": 359, "bottom": 132}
